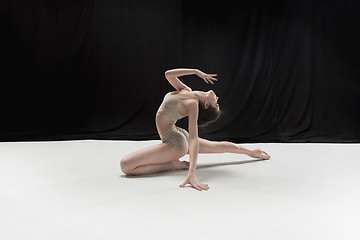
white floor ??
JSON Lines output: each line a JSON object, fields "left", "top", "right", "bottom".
{"left": 1, "top": 140, "right": 359, "bottom": 240}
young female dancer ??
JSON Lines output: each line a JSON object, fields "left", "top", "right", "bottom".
{"left": 120, "top": 68, "right": 271, "bottom": 191}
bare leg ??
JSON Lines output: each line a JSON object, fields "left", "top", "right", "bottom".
{"left": 120, "top": 143, "right": 188, "bottom": 175}
{"left": 220, "top": 141, "right": 253, "bottom": 155}
{"left": 130, "top": 160, "right": 189, "bottom": 175}
{"left": 129, "top": 162, "right": 174, "bottom": 175}
{"left": 196, "top": 138, "right": 271, "bottom": 159}
{"left": 220, "top": 141, "right": 270, "bottom": 159}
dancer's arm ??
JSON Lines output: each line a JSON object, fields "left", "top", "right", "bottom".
{"left": 165, "top": 68, "right": 196, "bottom": 91}
{"left": 165, "top": 68, "right": 218, "bottom": 91}
{"left": 187, "top": 100, "right": 199, "bottom": 175}
{"left": 179, "top": 100, "right": 209, "bottom": 191}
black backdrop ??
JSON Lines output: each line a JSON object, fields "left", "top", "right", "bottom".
{"left": 1, "top": 0, "right": 359, "bottom": 142}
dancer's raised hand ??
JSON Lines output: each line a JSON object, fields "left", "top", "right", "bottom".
{"left": 195, "top": 69, "right": 218, "bottom": 85}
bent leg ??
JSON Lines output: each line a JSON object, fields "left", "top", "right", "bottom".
{"left": 120, "top": 143, "right": 187, "bottom": 175}
{"left": 129, "top": 162, "right": 175, "bottom": 176}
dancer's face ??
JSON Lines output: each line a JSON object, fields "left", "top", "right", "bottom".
{"left": 205, "top": 90, "right": 220, "bottom": 111}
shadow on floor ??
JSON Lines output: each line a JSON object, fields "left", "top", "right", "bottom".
{"left": 120, "top": 158, "right": 268, "bottom": 178}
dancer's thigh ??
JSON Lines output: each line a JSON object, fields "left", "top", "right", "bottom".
{"left": 121, "top": 143, "right": 187, "bottom": 170}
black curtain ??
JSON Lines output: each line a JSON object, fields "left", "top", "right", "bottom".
{"left": 1, "top": 0, "right": 359, "bottom": 142}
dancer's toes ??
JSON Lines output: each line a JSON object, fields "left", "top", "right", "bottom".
{"left": 261, "top": 151, "right": 271, "bottom": 160}
{"left": 252, "top": 149, "right": 271, "bottom": 160}
{"left": 173, "top": 160, "right": 190, "bottom": 170}
{"left": 181, "top": 160, "right": 190, "bottom": 169}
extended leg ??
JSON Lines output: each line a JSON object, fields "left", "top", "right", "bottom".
{"left": 194, "top": 138, "right": 250, "bottom": 154}
{"left": 194, "top": 138, "right": 270, "bottom": 159}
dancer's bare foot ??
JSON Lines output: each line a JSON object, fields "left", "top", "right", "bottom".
{"left": 250, "top": 149, "right": 271, "bottom": 160}
{"left": 172, "top": 160, "right": 190, "bottom": 170}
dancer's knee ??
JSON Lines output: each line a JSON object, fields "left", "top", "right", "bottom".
{"left": 120, "top": 157, "right": 134, "bottom": 175}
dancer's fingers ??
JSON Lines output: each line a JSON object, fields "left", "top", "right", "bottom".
{"left": 192, "top": 183, "right": 202, "bottom": 191}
